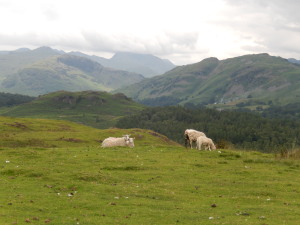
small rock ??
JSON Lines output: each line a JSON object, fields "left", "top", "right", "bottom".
{"left": 211, "top": 203, "right": 217, "bottom": 208}
{"left": 44, "top": 218, "right": 51, "bottom": 223}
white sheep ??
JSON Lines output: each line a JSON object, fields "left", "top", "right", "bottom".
{"left": 127, "top": 137, "right": 135, "bottom": 148}
{"left": 101, "top": 135, "right": 131, "bottom": 148}
{"left": 184, "top": 129, "right": 206, "bottom": 149}
{"left": 196, "top": 136, "right": 216, "bottom": 151}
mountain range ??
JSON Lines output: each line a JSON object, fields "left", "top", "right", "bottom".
{"left": 0, "top": 47, "right": 174, "bottom": 96}
{"left": 116, "top": 53, "right": 300, "bottom": 110}
{"left": 1, "top": 47, "right": 300, "bottom": 112}
{"left": 69, "top": 51, "right": 175, "bottom": 77}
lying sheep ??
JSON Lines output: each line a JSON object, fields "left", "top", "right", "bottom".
{"left": 184, "top": 129, "right": 206, "bottom": 149}
{"left": 196, "top": 136, "right": 216, "bottom": 151}
{"left": 101, "top": 135, "right": 132, "bottom": 148}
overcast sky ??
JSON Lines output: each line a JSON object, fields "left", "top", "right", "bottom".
{"left": 0, "top": 0, "right": 300, "bottom": 65}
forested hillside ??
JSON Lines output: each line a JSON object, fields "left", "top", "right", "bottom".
{"left": 0, "top": 92, "right": 35, "bottom": 107}
{"left": 116, "top": 106, "right": 300, "bottom": 152}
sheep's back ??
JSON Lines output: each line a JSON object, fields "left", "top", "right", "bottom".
{"left": 187, "top": 130, "right": 206, "bottom": 141}
{"left": 101, "top": 137, "right": 126, "bottom": 147}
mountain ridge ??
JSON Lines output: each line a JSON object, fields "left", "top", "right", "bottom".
{"left": 116, "top": 53, "right": 300, "bottom": 110}
{"left": 69, "top": 51, "right": 176, "bottom": 77}
{"left": 0, "top": 51, "right": 144, "bottom": 96}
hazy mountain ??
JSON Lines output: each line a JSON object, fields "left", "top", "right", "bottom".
{"left": 1, "top": 54, "right": 144, "bottom": 96}
{"left": 0, "top": 46, "right": 63, "bottom": 78}
{"left": 69, "top": 51, "right": 176, "bottom": 77}
{"left": 116, "top": 53, "right": 300, "bottom": 110}
{"left": 288, "top": 58, "right": 300, "bottom": 65}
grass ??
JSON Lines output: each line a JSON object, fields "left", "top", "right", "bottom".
{"left": 1, "top": 116, "right": 300, "bottom": 224}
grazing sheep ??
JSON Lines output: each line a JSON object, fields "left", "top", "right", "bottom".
{"left": 184, "top": 129, "right": 206, "bottom": 149}
{"left": 101, "top": 135, "right": 131, "bottom": 148}
{"left": 196, "top": 136, "right": 216, "bottom": 151}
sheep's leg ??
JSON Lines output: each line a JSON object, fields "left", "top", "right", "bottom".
{"left": 197, "top": 141, "right": 202, "bottom": 150}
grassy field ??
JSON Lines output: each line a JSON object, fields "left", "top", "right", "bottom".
{"left": 1, "top": 116, "right": 300, "bottom": 224}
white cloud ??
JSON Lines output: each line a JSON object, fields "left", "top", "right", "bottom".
{"left": 0, "top": 0, "right": 300, "bottom": 64}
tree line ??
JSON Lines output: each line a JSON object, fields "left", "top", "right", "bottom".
{"left": 116, "top": 106, "right": 300, "bottom": 153}
{"left": 0, "top": 92, "right": 35, "bottom": 107}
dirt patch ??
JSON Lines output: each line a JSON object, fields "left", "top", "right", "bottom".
{"left": 58, "top": 137, "right": 84, "bottom": 143}
{"left": 4, "top": 122, "right": 28, "bottom": 129}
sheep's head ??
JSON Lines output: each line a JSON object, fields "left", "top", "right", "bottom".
{"left": 123, "top": 134, "right": 130, "bottom": 141}
{"left": 128, "top": 137, "right": 135, "bottom": 148}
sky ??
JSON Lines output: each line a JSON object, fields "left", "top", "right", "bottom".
{"left": 0, "top": 0, "right": 300, "bottom": 65}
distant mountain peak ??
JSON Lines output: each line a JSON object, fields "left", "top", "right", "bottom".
{"left": 58, "top": 54, "right": 104, "bottom": 72}
{"left": 65, "top": 50, "right": 176, "bottom": 78}
{"left": 14, "top": 48, "right": 30, "bottom": 52}
{"left": 33, "top": 46, "right": 65, "bottom": 54}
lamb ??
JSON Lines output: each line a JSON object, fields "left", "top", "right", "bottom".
{"left": 184, "top": 129, "right": 206, "bottom": 149}
{"left": 196, "top": 136, "right": 216, "bottom": 151}
{"left": 101, "top": 135, "right": 132, "bottom": 148}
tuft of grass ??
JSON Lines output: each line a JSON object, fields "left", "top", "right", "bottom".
{"left": 276, "top": 148, "right": 300, "bottom": 160}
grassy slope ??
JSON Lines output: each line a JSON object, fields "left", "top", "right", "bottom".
{"left": 0, "top": 91, "right": 145, "bottom": 129}
{"left": 1, "top": 116, "right": 300, "bottom": 224}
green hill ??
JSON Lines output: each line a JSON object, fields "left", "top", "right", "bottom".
{"left": 117, "top": 53, "right": 300, "bottom": 110}
{"left": 1, "top": 53, "right": 144, "bottom": 96}
{"left": 1, "top": 116, "right": 300, "bottom": 224}
{"left": 0, "top": 90, "right": 145, "bottom": 128}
